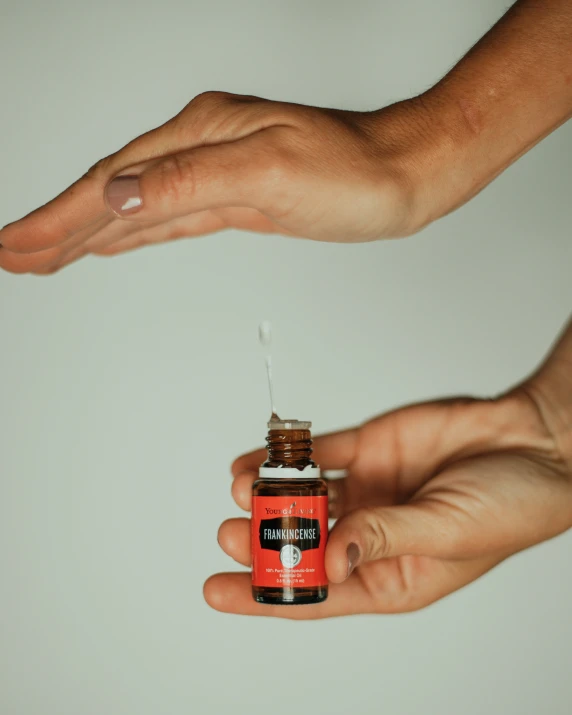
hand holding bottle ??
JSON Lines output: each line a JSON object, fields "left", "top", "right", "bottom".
{"left": 205, "top": 320, "right": 572, "bottom": 618}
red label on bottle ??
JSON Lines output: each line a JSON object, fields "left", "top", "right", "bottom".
{"left": 251, "top": 495, "right": 328, "bottom": 588}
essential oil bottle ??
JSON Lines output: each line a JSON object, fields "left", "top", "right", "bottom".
{"left": 251, "top": 417, "right": 328, "bottom": 605}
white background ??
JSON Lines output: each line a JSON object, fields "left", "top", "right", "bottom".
{"left": 1, "top": 1, "right": 571, "bottom": 713}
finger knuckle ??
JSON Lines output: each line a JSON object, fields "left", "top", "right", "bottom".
{"left": 83, "top": 155, "right": 114, "bottom": 182}
{"left": 360, "top": 509, "right": 391, "bottom": 560}
{"left": 179, "top": 91, "right": 256, "bottom": 140}
{"left": 153, "top": 153, "right": 196, "bottom": 204}
{"left": 189, "top": 90, "right": 233, "bottom": 110}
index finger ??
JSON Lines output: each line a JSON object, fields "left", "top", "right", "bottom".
{"left": 203, "top": 571, "right": 376, "bottom": 619}
{"left": 231, "top": 426, "right": 359, "bottom": 477}
{"left": 0, "top": 176, "right": 110, "bottom": 254}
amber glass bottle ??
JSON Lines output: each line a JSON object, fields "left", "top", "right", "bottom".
{"left": 251, "top": 418, "right": 328, "bottom": 605}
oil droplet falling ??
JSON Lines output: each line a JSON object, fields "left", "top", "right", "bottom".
{"left": 258, "top": 320, "right": 272, "bottom": 348}
{"left": 258, "top": 321, "right": 279, "bottom": 420}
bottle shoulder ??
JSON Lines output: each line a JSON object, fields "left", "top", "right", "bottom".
{"left": 261, "top": 459, "right": 317, "bottom": 469}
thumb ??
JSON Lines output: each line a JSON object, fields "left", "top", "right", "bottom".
{"left": 326, "top": 502, "right": 463, "bottom": 583}
{"left": 104, "top": 132, "right": 279, "bottom": 220}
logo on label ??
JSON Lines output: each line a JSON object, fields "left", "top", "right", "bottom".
{"left": 263, "top": 500, "right": 317, "bottom": 516}
{"left": 280, "top": 544, "right": 302, "bottom": 569}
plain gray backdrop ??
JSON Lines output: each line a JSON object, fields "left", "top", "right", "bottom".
{"left": 1, "top": 1, "right": 571, "bottom": 713}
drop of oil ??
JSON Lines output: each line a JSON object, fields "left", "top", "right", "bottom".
{"left": 258, "top": 320, "right": 272, "bottom": 348}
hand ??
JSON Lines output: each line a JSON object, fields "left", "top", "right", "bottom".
{"left": 4, "top": 2, "right": 572, "bottom": 275}
{"left": 204, "top": 348, "right": 572, "bottom": 619}
{"left": 0, "top": 92, "right": 440, "bottom": 274}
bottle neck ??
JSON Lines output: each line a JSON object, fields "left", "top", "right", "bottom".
{"left": 263, "top": 429, "right": 316, "bottom": 469}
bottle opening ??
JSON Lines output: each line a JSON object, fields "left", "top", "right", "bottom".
{"left": 267, "top": 418, "right": 312, "bottom": 431}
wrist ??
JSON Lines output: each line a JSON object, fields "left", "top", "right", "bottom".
{"left": 367, "top": 91, "right": 488, "bottom": 235}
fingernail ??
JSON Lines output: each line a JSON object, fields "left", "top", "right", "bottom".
{"left": 347, "top": 542, "right": 360, "bottom": 578}
{"left": 105, "top": 175, "right": 143, "bottom": 216}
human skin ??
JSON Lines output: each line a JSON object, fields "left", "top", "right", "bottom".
{"left": 1, "top": 0, "right": 572, "bottom": 273}
{"left": 1, "top": 1, "right": 570, "bottom": 616}
{"left": 204, "top": 319, "right": 572, "bottom": 618}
